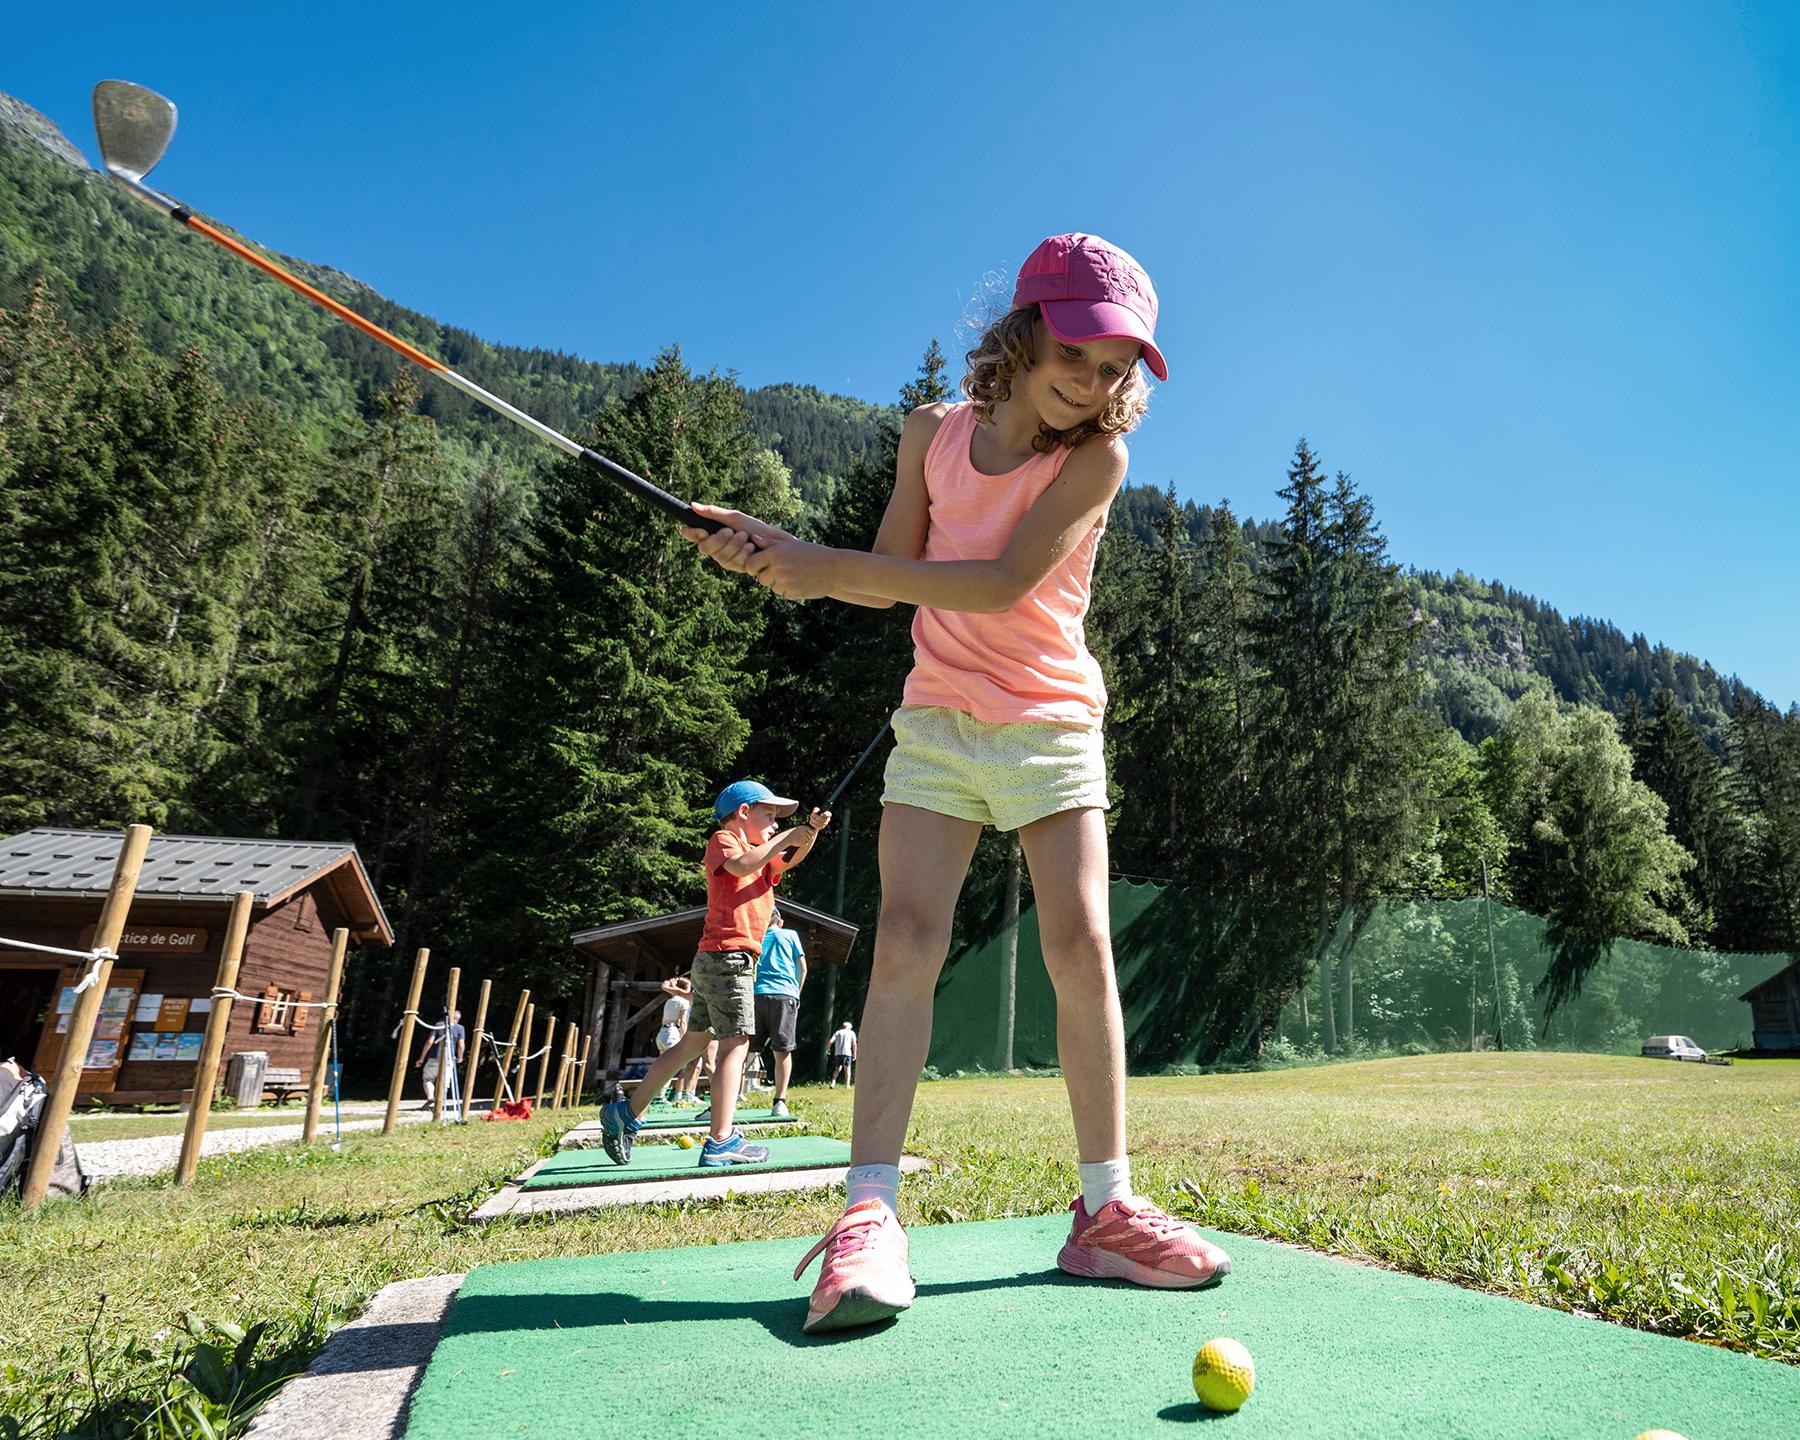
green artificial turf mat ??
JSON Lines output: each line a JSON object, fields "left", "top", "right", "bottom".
{"left": 634, "top": 1106, "right": 801, "bottom": 1129}
{"left": 403, "top": 1213, "right": 1799, "bottom": 1439}
{"left": 519, "top": 1134, "right": 851, "bottom": 1190}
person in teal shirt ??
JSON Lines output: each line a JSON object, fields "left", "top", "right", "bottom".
{"left": 754, "top": 909, "right": 807, "bottom": 1118}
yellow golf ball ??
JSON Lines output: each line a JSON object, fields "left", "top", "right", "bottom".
{"left": 1192, "top": 1337, "right": 1254, "bottom": 1412}
{"left": 676, "top": 1134, "right": 696, "bottom": 1149}
{"left": 1634, "top": 1432, "right": 1688, "bottom": 1440}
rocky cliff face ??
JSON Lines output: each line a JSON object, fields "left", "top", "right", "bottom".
{"left": 0, "top": 93, "right": 89, "bottom": 170}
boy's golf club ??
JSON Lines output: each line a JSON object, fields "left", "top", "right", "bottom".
{"left": 777, "top": 719, "right": 891, "bottom": 857}
{"left": 91, "top": 79, "right": 725, "bottom": 535}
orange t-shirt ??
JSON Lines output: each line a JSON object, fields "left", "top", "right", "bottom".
{"left": 699, "top": 828, "right": 782, "bottom": 953}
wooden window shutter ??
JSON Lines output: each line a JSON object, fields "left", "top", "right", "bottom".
{"left": 293, "top": 992, "right": 313, "bottom": 1032}
{"left": 255, "top": 984, "right": 280, "bottom": 1031}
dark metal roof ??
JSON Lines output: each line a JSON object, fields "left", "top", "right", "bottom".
{"left": 571, "top": 897, "right": 860, "bottom": 970}
{"left": 1740, "top": 961, "right": 1799, "bottom": 1002}
{"left": 0, "top": 828, "right": 393, "bottom": 944}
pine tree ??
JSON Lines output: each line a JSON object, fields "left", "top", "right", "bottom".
{"left": 291, "top": 372, "right": 451, "bottom": 838}
{"left": 180, "top": 395, "right": 340, "bottom": 833}
{"left": 460, "top": 348, "right": 786, "bottom": 995}
{"left": 1189, "top": 499, "right": 1262, "bottom": 890}
{"left": 0, "top": 293, "right": 295, "bottom": 827}
{"left": 1107, "top": 485, "right": 1204, "bottom": 879}
{"left": 1190, "top": 497, "right": 1296, "bottom": 1055}
{"left": 0, "top": 282, "right": 95, "bottom": 828}
{"left": 1251, "top": 440, "right": 1339, "bottom": 1044}
{"left": 1726, "top": 689, "right": 1800, "bottom": 954}
{"left": 1320, "top": 469, "right": 1430, "bottom": 1042}
{"left": 1630, "top": 689, "right": 1743, "bottom": 945}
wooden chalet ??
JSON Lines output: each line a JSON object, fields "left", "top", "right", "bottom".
{"left": 570, "top": 899, "right": 859, "bottom": 1090}
{"left": 0, "top": 828, "right": 392, "bottom": 1105}
{"left": 1741, "top": 962, "right": 1800, "bottom": 1053}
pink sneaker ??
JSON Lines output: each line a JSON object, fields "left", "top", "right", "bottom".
{"left": 793, "top": 1199, "right": 916, "bottom": 1333}
{"left": 1057, "top": 1196, "right": 1232, "bottom": 1289}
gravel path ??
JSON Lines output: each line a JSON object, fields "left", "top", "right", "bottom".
{"left": 76, "top": 1108, "right": 443, "bottom": 1183}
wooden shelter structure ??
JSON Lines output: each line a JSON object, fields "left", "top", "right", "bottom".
{"left": 1740, "top": 962, "right": 1800, "bottom": 1053}
{"left": 0, "top": 828, "right": 391, "bottom": 1105}
{"left": 570, "top": 899, "right": 860, "bottom": 1092}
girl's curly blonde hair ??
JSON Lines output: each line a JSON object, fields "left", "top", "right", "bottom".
{"left": 961, "top": 303, "right": 1151, "bottom": 452}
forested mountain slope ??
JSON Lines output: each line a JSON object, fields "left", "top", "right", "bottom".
{"left": 1104, "top": 491, "right": 1750, "bottom": 749}
{"left": 0, "top": 92, "right": 886, "bottom": 498}
{"left": 0, "top": 88, "right": 1760, "bottom": 748}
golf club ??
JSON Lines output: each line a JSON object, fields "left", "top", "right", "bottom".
{"left": 90, "top": 80, "right": 725, "bottom": 536}
{"left": 777, "top": 719, "right": 891, "bottom": 857}
{"left": 821, "top": 719, "right": 891, "bottom": 813}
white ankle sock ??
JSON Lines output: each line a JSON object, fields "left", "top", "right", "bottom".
{"left": 845, "top": 1162, "right": 901, "bottom": 1213}
{"left": 1079, "top": 1158, "right": 1132, "bottom": 1214}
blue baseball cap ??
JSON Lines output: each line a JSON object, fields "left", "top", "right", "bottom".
{"left": 713, "top": 779, "right": 799, "bottom": 823}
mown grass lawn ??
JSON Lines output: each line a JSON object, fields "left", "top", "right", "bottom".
{"left": 3, "top": 1053, "right": 1795, "bottom": 1437}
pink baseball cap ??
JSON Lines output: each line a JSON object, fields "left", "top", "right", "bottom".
{"left": 1013, "top": 233, "right": 1166, "bottom": 381}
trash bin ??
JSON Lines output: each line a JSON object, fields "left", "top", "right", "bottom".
{"left": 222, "top": 1051, "right": 268, "bottom": 1109}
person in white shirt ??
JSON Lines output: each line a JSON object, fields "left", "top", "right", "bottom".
{"left": 827, "top": 1020, "right": 857, "bottom": 1088}
{"left": 655, "top": 977, "right": 692, "bottom": 1105}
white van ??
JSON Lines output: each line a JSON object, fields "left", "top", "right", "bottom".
{"left": 1642, "top": 1035, "right": 1707, "bottom": 1061}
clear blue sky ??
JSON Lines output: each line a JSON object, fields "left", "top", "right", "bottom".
{"left": 10, "top": 2, "right": 1798, "bottom": 708}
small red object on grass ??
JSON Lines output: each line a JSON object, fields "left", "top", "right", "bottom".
{"left": 488, "top": 1099, "right": 534, "bottom": 1121}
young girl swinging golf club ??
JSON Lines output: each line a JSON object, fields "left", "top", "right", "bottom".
{"left": 684, "top": 233, "right": 1231, "bottom": 1333}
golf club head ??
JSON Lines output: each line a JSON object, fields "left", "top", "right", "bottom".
{"left": 92, "top": 79, "right": 176, "bottom": 184}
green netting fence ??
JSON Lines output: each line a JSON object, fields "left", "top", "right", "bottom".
{"left": 927, "top": 879, "right": 1794, "bottom": 1073}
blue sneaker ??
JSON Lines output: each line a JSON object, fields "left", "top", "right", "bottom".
{"left": 699, "top": 1131, "right": 770, "bottom": 1167}
{"left": 600, "top": 1098, "right": 639, "bottom": 1165}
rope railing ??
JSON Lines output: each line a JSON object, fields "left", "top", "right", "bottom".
{"left": 212, "top": 986, "right": 338, "bottom": 1009}
{"left": 0, "top": 936, "right": 118, "bottom": 995}
{"left": 389, "top": 1009, "right": 455, "bottom": 1039}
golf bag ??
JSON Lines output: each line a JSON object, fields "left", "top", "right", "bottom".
{"left": 0, "top": 1058, "right": 87, "bottom": 1199}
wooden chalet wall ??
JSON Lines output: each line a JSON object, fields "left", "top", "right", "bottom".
{"left": 228, "top": 886, "right": 354, "bottom": 1083}
{"left": 1747, "top": 966, "right": 1800, "bottom": 1051}
{"left": 0, "top": 883, "right": 354, "bottom": 1103}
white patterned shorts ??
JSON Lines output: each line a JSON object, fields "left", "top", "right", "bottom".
{"left": 880, "top": 705, "right": 1108, "bottom": 832}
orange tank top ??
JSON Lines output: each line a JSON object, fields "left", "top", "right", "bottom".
{"left": 900, "top": 403, "right": 1109, "bottom": 727}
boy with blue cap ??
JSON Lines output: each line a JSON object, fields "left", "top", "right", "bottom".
{"left": 600, "top": 779, "right": 830, "bottom": 1166}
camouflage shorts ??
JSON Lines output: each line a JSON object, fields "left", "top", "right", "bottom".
{"left": 689, "top": 949, "right": 757, "bottom": 1038}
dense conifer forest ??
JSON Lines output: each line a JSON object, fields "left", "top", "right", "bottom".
{"left": 4, "top": 94, "right": 1796, "bottom": 1071}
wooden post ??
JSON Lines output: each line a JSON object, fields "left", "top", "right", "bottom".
{"left": 512, "top": 1003, "right": 535, "bottom": 1108}
{"left": 461, "top": 978, "right": 491, "bottom": 1122}
{"left": 554, "top": 1015, "right": 576, "bottom": 1108}
{"left": 565, "top": 1024, "right": 582, "bottom": 1106}
{"left": 175, "top": 889, "right": 254, "bottom": 1186}
{"left": 382, "top": 948, "right": 430, "bottom": 1135}
{"left": 549, "top": 1029, "right": 568, "bottom": 1110}
{"left": 301, "top": 928, "right": 351, "bottom": 1144}
{"left": 432, "top": 966, "right": 461, "bottom": 1123}
{"left": 554, "top": 1021, "right": 578, "bottom": 1108}
{"left": 599, "top": 963, "right": 626, "bottom": 1094}
{"left": 574, "top": 1032, "right": 593, "bottom": 1107}
{"left": 492, "top": 988, "right": 529, "bottom": 1110}
{"left": 534, "top": 1015, "right": 555, "bottom": 1109}
{"left": 23, "top": 824, "right": 152, "bottom": 1209}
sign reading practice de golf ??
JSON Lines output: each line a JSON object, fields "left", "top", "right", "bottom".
{"left": 80, "top": 925, "right": 208, "bottom": 954}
